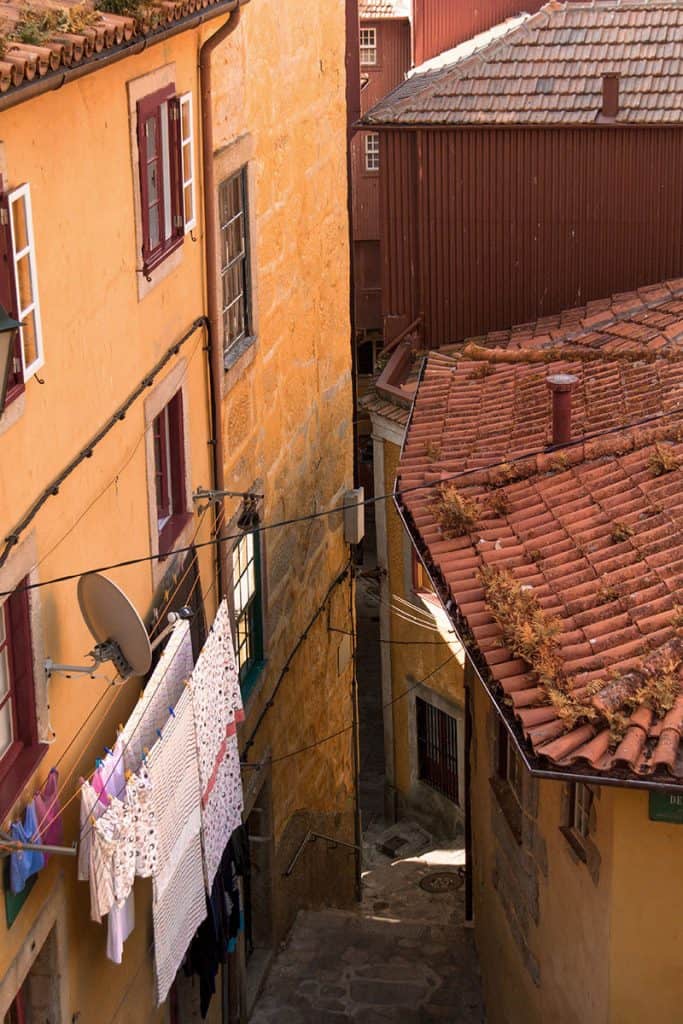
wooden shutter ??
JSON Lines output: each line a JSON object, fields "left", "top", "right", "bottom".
{"left": 7, "top": 184, "right": 44, "bottom": 381}
{"left": 178, "top": 92, "right": 196, "bottom": 233}
{"left": 0, "top": 187, "right": 23, "bottom": 404}
{"left": 6, "top": 581, "right": 36, "bottom": 748}
{"left": 168, "top": 390, "right": 186, "bottom": 514}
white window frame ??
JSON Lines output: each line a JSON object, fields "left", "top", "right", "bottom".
{"left": 360, "top": 27, "right": 377, "bottom": 65}
{"left": 179, "top": 92, "right": 196, "bottom": 233}
{"left": 365, "top": 132, "right": 380, "bottom": 172}
{"left": 7, "top": 184, "right": 44, "bottom": 381}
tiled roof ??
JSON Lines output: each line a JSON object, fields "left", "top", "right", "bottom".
{"left": 360, "top": 388, "right": 411, "bottom": 427}
{"left": 359, "top": 0, "right": 409, "bottom": 18}
{"left": 0, "top": 0, "right": 235, "bottom": 99}
{"left": 397, "top": 281, "right": 683, "bottom": 784}
{"left": 364, "top": 0, "right": 683, "bottom": 126}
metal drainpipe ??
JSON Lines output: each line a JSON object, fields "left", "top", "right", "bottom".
{"left": 199, "top": 0, "right": 242, "bottom": 606}
{"left": 198, "top": 10, "right": 243, "bottom": 1022}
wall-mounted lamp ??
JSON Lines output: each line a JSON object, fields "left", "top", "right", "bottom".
{"left": 0, "top": 304, "right": 22, "bottom": 412}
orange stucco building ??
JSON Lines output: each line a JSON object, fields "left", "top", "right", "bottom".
{"left": 0, "top": 0, "right": 356, "bottom": 1019}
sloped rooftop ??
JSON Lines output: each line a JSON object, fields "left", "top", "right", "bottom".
{"left": 359, "top": 0, "right": 410, "bottom": 19}
{"left": 0, "top": 0, "right": 238, "bottom": 100}
{"left": 397, "top": 280, "right": 683, "bottom": 785}
{"left": 364, "top": 0, "right": 683, "bottom": 126}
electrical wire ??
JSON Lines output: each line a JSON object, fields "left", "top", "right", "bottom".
{"left": 32, "top": 510, "right": 212, "bottom": 839}
{"left": 328, "top": 626, "right": 454, "bottom": 646}
{"left": 4, "top": 403, "right": 682, "bottom": 599}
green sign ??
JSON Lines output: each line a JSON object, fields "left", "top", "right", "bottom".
{"left": 649, "top": 790, "right": 683, "bottom": 825}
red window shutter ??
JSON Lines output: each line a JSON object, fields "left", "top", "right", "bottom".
{"left": 168, "top": 390, "right": 185, "bottom": 513}
{"left": 6, "top": 581, "right": 36, "bottom": 748}
{"left": 0, "top": 185, "right": 24, "bottom": 405}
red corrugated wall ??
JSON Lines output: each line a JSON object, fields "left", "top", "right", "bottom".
{"left": 353, "top": 17, "right": 411, "bottom": 328}
{"left": 412, "top": 0, "right": 582, "bottom": 66}
{"left": 381, "top": 126, "right": 683, "bottom": 346}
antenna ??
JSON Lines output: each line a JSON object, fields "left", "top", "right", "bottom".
{"left": 44, "top": 573, "right": 152, "bottom": 683}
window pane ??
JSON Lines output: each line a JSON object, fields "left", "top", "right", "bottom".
{"left": 148, "top": 204, "right": 160, "bottom": 250}
{"left": 0, "top": 646, "right": 9, "bottom": 702}
{"left": 147, "top": 158, "right": 159, "bottom": 204}
{"left": 144, "top": 116, "right": 158, "bottom": 159}
{"left": 183, "top": 184, "right": 193, "bottom": 227}
{"left": 10, "top": 196, "right": 28, "bottom": 253}
{"left": 19, "top": 311, "right": 38, "bottom": 370}
{"left": 0, "top": 701, "right": 13, "bottom": 759}
{"left": 16, "top": 253, "right": 32, "bottom": 312}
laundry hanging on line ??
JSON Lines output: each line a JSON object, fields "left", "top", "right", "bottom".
{"left": 8, "top": 767, "right": 63, "bottom": 894}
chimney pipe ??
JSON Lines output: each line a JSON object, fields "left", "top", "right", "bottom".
{"left": 547, "top": 373, "right": 578, "bottom": 446}
{"left": 602, "top": 73, "right": 619, "bottom": 118}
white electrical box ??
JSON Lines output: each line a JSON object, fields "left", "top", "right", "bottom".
{"left": 343, "top": 487, "right": 365, "bottom": 545}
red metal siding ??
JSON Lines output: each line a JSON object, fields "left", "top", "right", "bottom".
{"left": 353, "top": 18, "right": 410, "bottom": 239}
{"left": 381, "top": 126, "right": 683, "bottom": 347}
{"left": 412, "top": 0, "right": 583, "bottom": 66}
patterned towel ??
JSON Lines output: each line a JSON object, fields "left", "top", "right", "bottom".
{"left": 147, "top": 687, "right": 206, "bottom": 1005}
{"left": 188, "top": 599, "right": 245, "bottom": 888}
{"left": 122, "top": 620, "right": 194, "bottom": 775}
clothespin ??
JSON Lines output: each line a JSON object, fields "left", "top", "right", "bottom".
{"left": 104, "top": 746, "right": 113, "bottom": 756}
{"left": 124, "top": 769, "right": 132, "bottom": 782}
{"left": 117, "top": 723, "right": 124, "bottom": 735}
{"left": 90, "top": 815, "right": 96, "bottom": 826}
{"left": 138, "top": 689, "right": 144, "bottom": 701}
{"left": 141, "top": 747, "right": 149, "bottom": 764}
{"left": 95, "top": 758, "right": 103, "bottom": 770}
{"left": 168, "top": 706, "right": 176, "bottom": 718}
{"left": 156, "top": 729, "right": 163, "bottom": 741}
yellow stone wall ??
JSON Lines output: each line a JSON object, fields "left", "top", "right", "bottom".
{"left": 374, "top": 429, "right": 464, "bottom": 830}
{"left": 209, "top": 0, "right": 356, "bottom": 939}
{"left": 0, "top": 0, "right": 354, "bottom": 1017}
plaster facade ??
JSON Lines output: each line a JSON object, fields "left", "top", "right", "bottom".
{"left": 0, "top": 0, "right": 355, "bottom": 1018}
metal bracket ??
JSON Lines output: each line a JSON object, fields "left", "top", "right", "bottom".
{"left": 0, "top": 830, "right": 77, "bottom": 858}
{"left": 192, "top": 486, "right": 264, "bottom": 515}
{"left": 283, "top": 830, "right": 360, "bottom": 877}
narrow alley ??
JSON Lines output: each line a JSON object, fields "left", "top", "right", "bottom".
{"left": 250, "top": 561, "right": 486, "bottom": 1022}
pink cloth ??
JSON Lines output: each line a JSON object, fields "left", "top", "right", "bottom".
{"left": 34, "top": 768, "right": 63, "bottom": 850}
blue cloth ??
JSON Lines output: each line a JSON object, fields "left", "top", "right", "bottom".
{"left": 9, "top": 800, "right": 46, "bottom": 894}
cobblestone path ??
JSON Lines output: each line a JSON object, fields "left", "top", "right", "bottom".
{"left": 250, "top": 826, "right": 486, "bottom": 1023}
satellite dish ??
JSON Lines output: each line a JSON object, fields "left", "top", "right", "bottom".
{"left": 78, "top": 573, "right": 152, "bottom": 678}
{"left": 44, "top": 573, "right": 152, "bottom": 682}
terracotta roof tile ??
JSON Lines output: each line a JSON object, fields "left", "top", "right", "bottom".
{"left": 398, "top": 280, "right": 683, "bottom": 785}
{"left": 365, "top": 1, "right": 683, "bottom": 126}
{"left": 0, "top": 0, "right": 235, "bottom": 98}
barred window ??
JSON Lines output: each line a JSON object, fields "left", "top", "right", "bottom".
{"left": 416, "top": 697, "right": 459, "bottom": 804}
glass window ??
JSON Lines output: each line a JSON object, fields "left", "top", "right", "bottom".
{"left": 137, "top": 85, "right": 184, "bottom": 272}
{"left": 360, "top": 27, "right": 377, "bottom": 65}
{"left": 570, "top": 783, "right": 592, "bottom": 839}
{"left": 232, "top": 531, "right": 263, "bottom": 694}
{"left": 152, "top": 391, "right": 187, "bottom": 555}
{"left": 364, "top": 132, "right": 380, "bottom": 172}
{"left": 219, "top": 168, "right": 251, "bottom": 357}
{"left": 0, "top": 580, "right": 37, "bottom": 785}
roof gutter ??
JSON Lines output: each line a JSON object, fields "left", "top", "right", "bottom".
{"left": 0, "top": 0, "right": 241, "bottom": 114}
{"left": 199, "top": 0, "right": 245, "bottom": 600}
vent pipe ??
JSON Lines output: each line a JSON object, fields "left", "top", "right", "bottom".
{"left": 547, "top": 373, "right": 578, "bottom": 446}
{"left": 602, "top": 73, "right": 619, "bottom": 118}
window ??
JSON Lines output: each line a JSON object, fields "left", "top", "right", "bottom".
{"left": 152, "top": 390, "right": 189, "bottom": 555}
{"left": 0, "top": 581, "right": 39, "bottom": 792}
{"left": 416, "top": 697, "right": 459, "bottom": 804}
{"left": 233, "top": 531, "right": 264, "bottom": 696}
{"left": 364, "top": 132, "right": 380, "bottom": 172}
{"left": 492, "top": 719, "right": 524, "bottom": 840}
{"left": 137, "top": 84, "right": 190, "bottom": 272}
{"left": 561, "top": 782, "right": 594, "bottom": 860}
{"left": 0, "top": 182, "right": 44, "bottom": 411}
{"left": 219, "top": 168, "right": 251, "bottom": 357}
{"left": 411, "top": 549, "right": 430, "bottom": 594}
{"left": 179, "top": 92, "right": 196, "bottom": 233}
{"left": 360, "top": 27, "right": 377, "bottom": 65}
